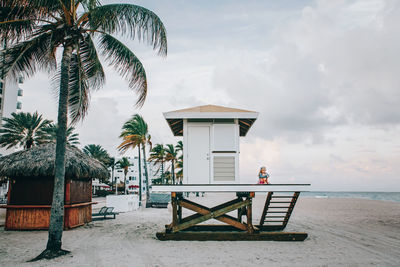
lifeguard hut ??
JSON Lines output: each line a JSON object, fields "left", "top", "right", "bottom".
{"left": 164, "top": 105, "right": 258, "bottom": 184}
{"left": 154, "top": 104, "right": 310, "bottom": 241}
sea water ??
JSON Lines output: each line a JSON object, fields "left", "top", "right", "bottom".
{"left": 302, "top": 192, "right": 400, "bottom": 203}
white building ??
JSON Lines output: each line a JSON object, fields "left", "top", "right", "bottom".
{"left": 0, "top": 75, "right": 23, "bottom": 156}
{"left": 164, "top": 105, "right": 258, "bottom": 184}
{"left": 109, "top": 156, "right": 160, "bottom": 194}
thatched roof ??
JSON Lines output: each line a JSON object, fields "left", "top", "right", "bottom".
{"left": 0, "top": 143, "right": 109, "bottom": 180}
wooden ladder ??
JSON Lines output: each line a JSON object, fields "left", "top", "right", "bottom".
{"left": 259, "top": 192, "right": 300, "bottom": 230}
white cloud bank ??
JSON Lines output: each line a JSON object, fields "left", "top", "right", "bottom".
{"left": 19, "top": 0, "right": 400, "bottom": 190}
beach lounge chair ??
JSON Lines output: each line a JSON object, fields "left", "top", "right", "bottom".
{"left": 147, "top": 193, "right": 171, "bottom": 208}
{"left": 92, "top": 206, "right": 119, "bottom": 220}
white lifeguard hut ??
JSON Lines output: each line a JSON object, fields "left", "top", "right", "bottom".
{"left": 164, "top": 104, "right": 258, "bottom": 184}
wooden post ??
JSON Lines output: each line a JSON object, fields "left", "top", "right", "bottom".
{"left": 171, "top": 192, "right": 178, "bottom": 228}
{"left": 246, "top": 192, "right": 254, "bottom": 234}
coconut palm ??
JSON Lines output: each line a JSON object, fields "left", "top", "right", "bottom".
{"left": 176, "top": 154, "right": 183, "bottom": 183}
{"left": 0, "top": 111, "right": 51, "bottom": 149}
{"left": 83, "top": 144, "right": 110, "bottom": 182}
{"left": 107, "top": 157, "right": 117, "bottom": 193}
{"left": 83, "top": 144, "right": 110, "bottom": 165}
{"left": 117, "top": 157, "right": 131, "bottom": 195}
{"left": 118, "top": 114, "right": 151, "bottom": 203}
{"left": 0, "top": 1, "right": 166, "bottom": 258}
{"left": 175, "top": 141, "right": 183, "bottom": 183}
{"left": 42, "top": 123, "right": 80, "bottom": 147}
{"left": 148, "top": 143, "right": 166, "bottom": 183}
{"left": 165, "top": 144, "right": 177, "bottom": 184}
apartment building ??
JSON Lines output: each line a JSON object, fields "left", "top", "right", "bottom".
{"left": 0, "top": 75, "right": 23, "bottom": 156}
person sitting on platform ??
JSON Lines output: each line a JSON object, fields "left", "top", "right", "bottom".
{"left": 258, "top": 166, "right": 270, "bottom": 184}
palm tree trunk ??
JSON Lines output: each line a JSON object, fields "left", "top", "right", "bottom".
{"left": 45, "top": 45, "right": 73, "bottom": 254}
{"left": 138, "top": 144, "right": 142, "bottom": 205}
{"left": 124, "top": 171, "right": 127, "bottom": 194}
{"left": 171, "top": 160, "right": 175, "bottom": 184}
{"left": 161, "top": 160, "right": 164, "bottom": 184}
{"left": 142, "top": 144, "right": 150, "bottom": 202}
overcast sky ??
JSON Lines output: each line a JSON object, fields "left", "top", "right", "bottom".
{"left": 20, "top": 0, "right": 400, "bottom": 191}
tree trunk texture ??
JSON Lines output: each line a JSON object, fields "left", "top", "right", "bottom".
{"left": 138, "top": 144, "right": 142, "bottom": 205}
{"left": 124, "top": 171, "right": 127, "bottom": 195}
{"left": 32, "top": 46, "right": 73, "bottom": 261}
{"left": 142, "top": 144, "right": 150, "bottom": 202}
{"left": 172, "top": 160, "right": 175, "bottom": 185}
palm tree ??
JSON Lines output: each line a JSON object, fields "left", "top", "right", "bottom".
{"left": 175, "top": 141, "right": 183, "bottom": 183}
{"left": 118, "top": 114, "right": 151, "bottom": 204}
{"left": 83, "top": 144, "right": 110, "bottom": 165}
{"left": 83, "top": 144, "right": 110, "bottom": 183}
{"left": 107, "top": 157, "right": 117, "bottom": 194}
{"left": 148, "top": 144, "right": 166, "bottom": 183}
{"left": 0, "top": 111, "right": 51, "bottom": 149}
{"left": 1, "top": 1, "right": 167, "bottom": 258}
{"left": 165, "top": 144, "right": 178, "bottom": 184}
{"left": 42, "top": 123, "right": 80, "bottom": 147}
{"left": 117, "top": 157, "right": 131, "bottom": 195}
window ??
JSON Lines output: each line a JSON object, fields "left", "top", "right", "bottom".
{"left": 16, "top": 101, "right": 22, "bottom": 110}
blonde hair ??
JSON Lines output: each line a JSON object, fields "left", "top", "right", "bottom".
{"left": 258, "top": 166, "right": 266, "bottom": 176}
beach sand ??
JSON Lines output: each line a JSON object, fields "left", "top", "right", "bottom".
{"left": 0, "top": 194, "right": 399, "bottom": 266}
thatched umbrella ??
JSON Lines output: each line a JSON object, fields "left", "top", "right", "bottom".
{"left": 0, "top": 143, "right": 109, "bottom": 180}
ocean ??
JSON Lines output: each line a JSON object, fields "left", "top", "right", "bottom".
{"left": 302, "top": 191, "right": 400, "bottom": 203}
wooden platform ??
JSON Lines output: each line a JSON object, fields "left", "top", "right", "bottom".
{"left": 157, "top": 231, "right": 308, "bottom": 241}
{"left": 156, "top": 188, "right": 309, "bottom": 241}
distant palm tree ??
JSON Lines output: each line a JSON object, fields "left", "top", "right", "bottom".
{"left": 118, "top": 114, "right": 152, "bottom": 203}
{"left": 117, "top": 157, "right": 131, "bottom": 195}
{"left": 83, "top": 144, "right": 110, "bottom": 165}
{"left": 176, "top": 140, "right": 183, "bottom": 153}
{"left": 83, "top": 144, "right": 111, "bottom": 183}
{"left": 165, "top": 144, "right": 178, "bottom": 184}
{"left": 42, "top": 123, "right": 80, "bottom": 147}
{"left": 107, "top": 157, "right": 117, "bottom": 194}
{"left": 176, "top": 154, "right": 183, "bottom": 183}
{"left": 175, "top": 141, "right": 183, "bottom": 183}
{"left": 0, "top": 111, "right": 51, "bottom": 149}
{"left": 148, "top": 144, "right": 166, "bottom": 183}
{"left": 0, "top": 0, "right": 166, "bottom": 258}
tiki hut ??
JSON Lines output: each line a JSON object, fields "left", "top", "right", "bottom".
{"left": 0, "top": 143, "right": 109, "bottom": 230}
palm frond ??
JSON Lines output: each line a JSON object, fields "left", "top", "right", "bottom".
{"left": 87, "top": 3, "right": 167, "bottom": 55}
{"left": 0, "top": 31, "right": 57, "bottom": 79}
{"left": 98, "top": 33, "right": 147, "bottom": 106}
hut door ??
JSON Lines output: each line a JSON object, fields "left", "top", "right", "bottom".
{"left": 187, "top": 125, "right": 210, "bottom": 184}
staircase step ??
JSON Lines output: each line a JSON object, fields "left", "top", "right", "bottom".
{"left": 270, "top": 201, "right": 292, "bottom": 203}
{"left": 268, "top": 206, "right": 291, "bottom": 209}
{"left": 264, "top": 220, "right": 285, "bottom": 223}
{"left": 264, "top": 216, "right": 285, "bottom": 218}
{"left": 271, "top": 196, "right": 294, "bottom": 198}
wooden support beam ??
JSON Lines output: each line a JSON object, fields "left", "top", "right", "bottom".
{"left": 246, "top": 196, "right": 254, "bottom": 234}
{"left": 156, "top": 231, "right": 308, "bottom": 241}
{"left": 173, "top": 198, "right": 249, "bottom": 232}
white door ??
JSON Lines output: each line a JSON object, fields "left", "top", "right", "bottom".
{"left": 187, "top": 125, "right": 210, "bottom": 184}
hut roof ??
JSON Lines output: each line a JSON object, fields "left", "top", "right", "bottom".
{"left": 0, "top": 143, "right": 109, "bottom": 180}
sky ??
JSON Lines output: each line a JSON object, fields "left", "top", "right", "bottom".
{"left": 19, "top": 0, "right": 400, "bottom": 191}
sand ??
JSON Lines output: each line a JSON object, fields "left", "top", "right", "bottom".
{"left": 0, "top": 194, "right": 399, "bottom": 266}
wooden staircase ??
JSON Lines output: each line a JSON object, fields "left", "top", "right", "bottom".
{"left": 258, "top": 192, "right": 300, "bottom": 231}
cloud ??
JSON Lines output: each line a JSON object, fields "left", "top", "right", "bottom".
{"left": 15, "top": 0, "right": 400, "bottom": 190}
